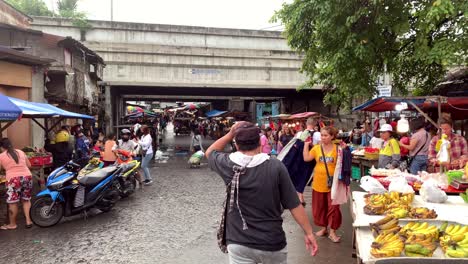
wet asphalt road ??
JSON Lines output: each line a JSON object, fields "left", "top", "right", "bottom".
{"left": 0, "top": 126, "right": 358, "bottom": 264}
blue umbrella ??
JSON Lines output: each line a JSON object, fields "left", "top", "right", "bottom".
{"left": 0, "top": 93, "right": 22, "bottom": 121}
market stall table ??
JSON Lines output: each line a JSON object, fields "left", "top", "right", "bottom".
{"left": 353, "top": 156, "right": 379, "bottom": 178}
{"left": 350, "top": 191, "right": 468, "bottom": 264}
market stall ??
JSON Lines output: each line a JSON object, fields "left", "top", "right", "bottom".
{"left": 3, "top": 96, "right": 94, "bottom": 188}
{"left": 350, "top": 189, "right": 468, "bottom": 263}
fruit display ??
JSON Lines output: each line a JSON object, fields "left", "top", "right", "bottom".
{"left": 363, "top": 192, "right": 416, "bottom": 218}
{"left": 370, "top": 216, "right": 401, "bottom": 237}
{"left": 408, "top": 207, "right": 438, "bottom": 219}
{"left": 404, "top": 235, "right": 438, "bottom": 257}
{"left": 399, "top": 222, "right": 439, "bottom": 241}
{"left": 370, "top": 232, "right": 405, "bottom": 258}
{"left": 439, "top": 223, "right": 468, "bottom": 258}
{"left": 22, "top": 147, "right": 53, "bottom": 166}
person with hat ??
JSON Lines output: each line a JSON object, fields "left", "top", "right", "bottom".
{"left": 377, "top": 124, "right": 401, "bottom": 169}
{"left": 205, "top": 122, "right": 318, "bottom": 263}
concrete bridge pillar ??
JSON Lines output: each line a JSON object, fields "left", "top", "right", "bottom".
{"left": 104, "top": 85, "right": 113, "bottom": 134}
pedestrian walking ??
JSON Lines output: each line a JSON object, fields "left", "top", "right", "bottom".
{"left": 206, "top": 121, "right": 318, "bottom": 263}
{"left": 0, "top": 138, "right": 33, "bottom": 230}
{"left": 303, "top": 126, "right": 342, "bottom": 243}
{"left": 278, "top": 124, "right": 294, "bottom": 153}
{"left": 75, "top": 128, "right": 91, "bottom": 167}
{"left": 260, "top": 128, "right": 272, "bottom": 154}
{"left": 138, "top": 125, "right": 153, "bottom": 185}
{"left": 190, "top": 130, "right": 204, "bottom": 152}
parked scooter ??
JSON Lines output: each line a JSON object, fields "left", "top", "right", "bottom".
{"left": 30, "top": 161, "right": 122, "bottom": 227}
{"left": 114, "top": 149, "right": 140, "bottom": 198}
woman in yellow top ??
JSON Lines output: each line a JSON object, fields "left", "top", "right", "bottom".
{"left": 303, "top": 126, "right": 342, "bottom": 243}
{"left": 377, "top": 124, "right": 401, "bottom": 169}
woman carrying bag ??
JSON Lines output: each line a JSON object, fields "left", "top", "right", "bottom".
{"left": 303, "top": 127, "right": 342, "bottom": 243}
{"left": 400, "top": 117, "right": 430, "bottom": 174}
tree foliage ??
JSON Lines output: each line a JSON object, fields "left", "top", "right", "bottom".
{"left": 6, "top": 0, "right": 91, "bottom": 31}
{"left": 6, "top": 0, "right": 54, "bottom": 16}
{"left": 273, "top": 0, "right": 467, "bottom": 110}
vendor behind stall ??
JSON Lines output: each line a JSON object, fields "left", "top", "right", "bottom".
{"left": 378, "top": 124, "right": 401, "bottom": 169}
{"left": 429, "top": 117, "right": 468, "bottom": 170}
{"left": 399, "top": 117, "right": 430, "bottom": 175}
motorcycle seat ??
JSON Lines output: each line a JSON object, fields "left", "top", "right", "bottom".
{"left": 78, "top": 166, "right": 119, "bottom": 186}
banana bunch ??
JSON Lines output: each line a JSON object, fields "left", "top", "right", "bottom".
{"left": 370, "top": 232, "right": 405, "bottom": 258}
{"left": 408, "top": 207, "right": 438, "bottom": 219}
{"left": 385, "top": 192, "right": 414, "bottom": 206}
{"left": 364, "top": 192, "right": 414, "bottom": 216}
{"left": 439, "top": 223, "right": 468, "bottom": 257}
{"left": 399, "top": 222, "right": 439, "bottom": 241}
{"left": 386, "top": 207, "right": 409, "bottom": 219}
{"left": 364, "top": 204, "right": 386, "bottom": 215}
{"left": 404, "top": 234, "right": 437, "bottom": 257}
{"left": 370, "top": 216, "right": 401, "bottom": 237}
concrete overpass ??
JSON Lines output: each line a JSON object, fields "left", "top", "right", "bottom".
{"left": 31, "top": 17, "right": 325, "bottom": 130}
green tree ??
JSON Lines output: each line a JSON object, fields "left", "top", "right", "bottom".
{"left": 273, "top": 0, "right": 467, "bottom": 110}
{"left": 6, "top": 0, "right": 54, "bottom": 16}
{"left": 56, "top": 0, "right": 91, "bottom": 31}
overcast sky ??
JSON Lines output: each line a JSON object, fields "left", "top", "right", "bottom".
{"left": 44, "top": 0, "right": 291, "bottom": 30}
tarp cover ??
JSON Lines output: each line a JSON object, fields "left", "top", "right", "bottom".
{"left": 0, "top": 93, "right": 22, "bottom": 121}
{"left": 353, "top": 96, "right": 468, "bottom": 120}
{"left": 205, "top": 110, "right": 227, "bottom": 118}
{"left": 8, "top": 96, "right": 94, "bottom": 119}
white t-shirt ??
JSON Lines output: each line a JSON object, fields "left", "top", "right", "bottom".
{"left": 140, "top": 134, "right": 153, "bottom": 155}
{"left": 312, "top": 131, "right": 321, "bottom": 145}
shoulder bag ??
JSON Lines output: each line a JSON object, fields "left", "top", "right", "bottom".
{"left": 320, "top": 144, "right": 335, "bottom": 188}
{"left": 408, "top": 132, "right": 429, "bottom": 166}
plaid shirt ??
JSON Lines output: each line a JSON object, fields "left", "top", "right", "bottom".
{"left": 428, "top": 133, "right": 468, "bottom": 162}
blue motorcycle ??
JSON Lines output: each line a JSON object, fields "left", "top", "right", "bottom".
{"left": 30, "top": 161, "right": 123, "bottom": 227}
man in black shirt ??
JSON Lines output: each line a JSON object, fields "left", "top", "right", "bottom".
{"left": 206, "top": 122, "right": 318, "bottom": 263}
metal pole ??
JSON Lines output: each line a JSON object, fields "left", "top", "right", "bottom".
{"left": 111, "top": 0, "right": 114, "bottom": 22}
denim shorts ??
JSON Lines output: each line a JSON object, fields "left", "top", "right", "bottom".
{"left": 409, "top": 155, "right": 428, "bottom": 175}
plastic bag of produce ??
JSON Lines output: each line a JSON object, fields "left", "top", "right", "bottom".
{"left": 360, "top": 176, "right": 387, "bottom": 194}
{"left": 388, "top": 177, "right": 414, "bottom": 194}
{"left": 188, "top": 150, "right": 204, "bottom": 164}
{"left": 420, "top": 179, "right": 448, "bottom": 203}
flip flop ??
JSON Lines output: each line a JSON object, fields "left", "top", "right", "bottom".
{"left": 26, "top": 224, "right": 33, "bottom": 229}
{"left": 328, "top": 234, "right": 341, "bottom": 243}
{"left": 0, "top": 225, "right": 17, "bottom": 230}
{"left": 315, "top": 229, "right": 328, "bottom": 237}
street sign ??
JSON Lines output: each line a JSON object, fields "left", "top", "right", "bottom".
{"left": 377, "top": 85, "right": 392, "bottom": 97}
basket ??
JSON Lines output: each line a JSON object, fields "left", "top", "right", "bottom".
{"left": 364, "top": 152, "right": 379, "bottom": 160}
{"left": 29, "top": 154, "right": 53, "bottom": 166}
{"left": 352, "top": 166, "right": 361, "bottom": 180}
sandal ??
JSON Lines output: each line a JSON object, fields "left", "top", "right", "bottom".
{"left": 0, "top": 224, "right": 17, "bottom": 230}
{"left": 315, "top": 229, "right": 328, "bottom": 237}
{"left": 26, "top": 223, "right": 33, "bottom": 229}
{"left": 328, "top": 234, "right": 341, "bottom": 243}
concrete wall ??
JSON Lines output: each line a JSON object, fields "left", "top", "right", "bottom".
{"left": 31, "top": 17, "right": 311, "bottom": 90}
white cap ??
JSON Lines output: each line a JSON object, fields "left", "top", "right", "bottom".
{"left": 379, "top": 124, "right": 393, "bottom": 132}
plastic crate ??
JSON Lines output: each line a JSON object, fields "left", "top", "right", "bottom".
{"left": 352, "top": 166, "right": 361, "bottom": 180}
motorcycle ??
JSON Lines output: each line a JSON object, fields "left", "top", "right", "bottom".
{"left": 30, "top": 161, "right": 123, "bottom": 227}
{"left": 114, "top": 149, "right": 140, "bottom": 198}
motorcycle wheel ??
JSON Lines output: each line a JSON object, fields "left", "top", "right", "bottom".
{"left": 30, "top": 196, "right": 64, "bottom": 227}
{"left": 120, "top": 176, "right": 137, "bottom": 198}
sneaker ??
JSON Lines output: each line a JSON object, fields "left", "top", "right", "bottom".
{"left": 144, "top": 180, "right": 153, "bottom": 186}
{"left": 143, "top": 179, "right": 149, "bottom": 183}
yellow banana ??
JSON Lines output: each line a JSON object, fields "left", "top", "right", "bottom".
{"left": 454, "top": 226, "right": 468, "bottom": 236}
{"left": 450, "top": 225, "right": 461, "bottom": 236}
{"left": 446, "top": 224, "right": 454, "bottom": 234}
{"left": 415, "top": 222, "right": 429, "bottom": 231}
{"left": 446, "top": 248, "right": 468, "bottom": 258}
{"left": 374, "top": 215, "right": 394, "bottom": 226}
{"left": 379, "top": 218, "right": 399, "bottom": 230}
{"left": 451, "top": 234, "right": 466, "bottom": 242}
